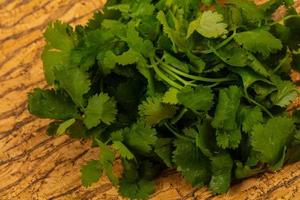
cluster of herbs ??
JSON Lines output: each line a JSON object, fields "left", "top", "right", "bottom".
{"left": 28, "top": 0, "right": 300, "bottom": 199}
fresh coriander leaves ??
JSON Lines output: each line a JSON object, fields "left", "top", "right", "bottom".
{"left": 28, "top": 0, "right": 300, "bottom": 199}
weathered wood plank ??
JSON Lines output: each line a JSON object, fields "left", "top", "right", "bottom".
{"left": 0, "top": 0, "right": 300, "bottom": 199}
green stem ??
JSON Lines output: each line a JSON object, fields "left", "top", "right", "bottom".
{"left": 161, "top": 66, "right": 197, "bottom": 87}
{"left": 164, "top": 123, "right": 194, "bottom": 142}
{"left": 162, "top": 62, "right": 235, "bottom": 83}
{"left": 152, "top": 64, "right": 184, "bottom": 90}
{"left": 243, "top": 87, "right": 273, "bottom": 118}
{"left": 171, "top": 108, "right": 188, "bottom": 124}
{"left": 203, "top": 82, "right": 221, "bottom": 88}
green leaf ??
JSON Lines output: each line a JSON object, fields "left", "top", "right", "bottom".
{"left": 187, "top": 10, "right": 228, "bottom": 38}
{"left": 57, "top": 118, "right": 76, "bottom": 135}
{"left": 124, "top": 22, "right": 155, "bottom": 58}
{"left": 248, "top": 54, "right": 270, "bottom": 77}
{"left": 226, "top": 0, "right": 264, "bottom": 23}
{"left": 173, "top": 139, "right": 211, "bottom": 186}
{"left": 124, "top": 122, "right": 158, "bottom": 154}
{"left": 216, "top": 42, "right": 249, "bottom": 67}
{"left": 234, "top": 30, "right": 282, "bottom": 57}
{"left": 42, "top": 21, "right": 75, "bottom": 84}
{"left": 111, "top": 130, "right": 124, "bottom": 142}
{"left": 119, "top": 179, "right": 155, "bottom": 200}
{"left": 195, "top": 120, "right": 216, "bottom": 157}
{"left": 118, "top": 159, "right": 155, "bottom": 200}
{"left": 138, "top": 96, "right": 177, "bottom": 126}
{"left": 28, "top": 88, "right": 78, "bottom": 120}
{"left": 156, "top": 11, "right": 187, "bottom": 51}
{"left": 83, "top": 93, "right": 117, "bottom": 129}
{"left": 130, "top": 0, "right": 155, "bottom": 17}
{"left": 269, "top": 146, "right": 286, "bottom": 171}
{"left": 235, "top": 161, "right": 263, "bottom": 179}
{"left": 209, "top": 153, "right": 233, "bottom": 194}
{"left": 154, "top": 138, "right": 173, "bottom": 167}
{"left": 216, "top": 129, "right": 242, "bottom": 149}
{"left": 250, "top": 117, "right": 295, "bottom": 164}
{"left": 177, "top": 86, "right": 214, "bottom": 111}
{"left": 212, "top": 86, "right": 242, "bottom": 149}
{"left": 231, "top": 67, "right": 268, "bottom": 89}
{"left": 271, "top": 77, "right": 299, "bottom": 107}
{"left": 112, "top": 141, "right": 135, "bottom": 160}
{"left": 239, "top": 106, "right": 263, "bottom": 133}
{"left": 54, "top": 67, "right": 90, "bottom": 107}
{"left": 212, "top": 86, "right": 241, "bottom": 130}
{"left": 96, "top": 139, "right": 118, "bottom": 185}
{"left": 98, "top": 49, "right": 141, "bottom": 75}
{"left": 162, "top": 87, "right": 179, "bottom": 105}
{"left": 81, "top": 160, "right": 102, "bottom": 187}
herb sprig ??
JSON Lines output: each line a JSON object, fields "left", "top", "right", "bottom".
{"left": 28, "top": 0, "right": 300, "bottom": 199}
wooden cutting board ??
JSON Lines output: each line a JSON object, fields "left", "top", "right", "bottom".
{"left": 0, "top": 0, "right": 300, "bottom": 199}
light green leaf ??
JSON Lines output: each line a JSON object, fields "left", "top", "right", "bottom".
{"left": 187, "top": 11, "right": 228, "bottom": 38}
{"left": 57, "top": 118, "right": 76, "bottom": 135}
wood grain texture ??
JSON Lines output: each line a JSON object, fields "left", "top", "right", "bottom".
{"left": 0, "top": 0, "right": 300, "bottom": 199}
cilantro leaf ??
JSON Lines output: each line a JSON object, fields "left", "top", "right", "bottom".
{"left": 209, "top": 153, "right": 233, "bottom": 194}
{"left": 138, "top": 96, "right": 177, "bottom": 126}
{"left": 195, "top": 120, "right": 216, "bottom": 157}
{"left": 239, "top": 106, "right": 264, "bottom": 133}
{"left": 216, "top": 42, "right": 249, "bottom": 67}
{"left": 124, "top": 122, "right": 158, "bottom": 154}
{"left": 226, "top": 0, "right": 264, "bottom": 23}
{"left": 235, "top": 161, "right": 264, "bottom": 179}
{"left": 216, "top": 129, "right": 242, "bottom": 149}
{"left": 187, "top": 10, "right": 228, "bottom": 38}
{"left": 154, "top": 138, "right": 173, "bottom": 167}
{"left": 234, "top": 29, "right": 283, "bottom": 57}
{"left": 81, "top": 160, "right": 102, "bottom": 187}
{"left": 212, "top": 86, "right": 241, "bottom": 130}
{"left": 173, "top": 139, "right": 211, "bottom": 186}
{"left": 271, "top": 77, "right": 299, "bottom": 107}
{"left": 177, "top": 86, "right": 214, "bottom": 111}
{"left": 119, "top": 178, "right": 155, "bottom": 200}
{"left": 119, "top": 159, "right": 156, "bottom": 200}
{"left": 83, "top": 93, "right": 117, "bottom": 129}
{"left": 42, "top": 21, "right": 76, "bottom": 84}
{"left": 96, "top": 139, "right": 118, "bottom": 185}
{"left": 112, "top": 141, "right": 135, "bottom": 160}
{"left": 156, "top": 11, "right": 187, "bottom": 51}
{"left": 162, "top": 87, "right": 179, "bottom": 105}
{"left": 28, "top": 88, "right": 78, "bottom": 120}
{"left": 124, "top": 22, "right": 155, "bottom": 58}
{"left": 212, "top": 86, "right": 242, "bottom": 149}
{"left": 250, "top": 117, "right": 295, "bottom": 164}
{"left": 54, "top": 67, "right": 90, "bottom": 107}
{"left": 98, "top": 49, "right": 141, "bottom": 75}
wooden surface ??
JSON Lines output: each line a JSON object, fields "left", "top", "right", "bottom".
{"left": 1, "top": 0, "right": 300, "bottom": 199}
